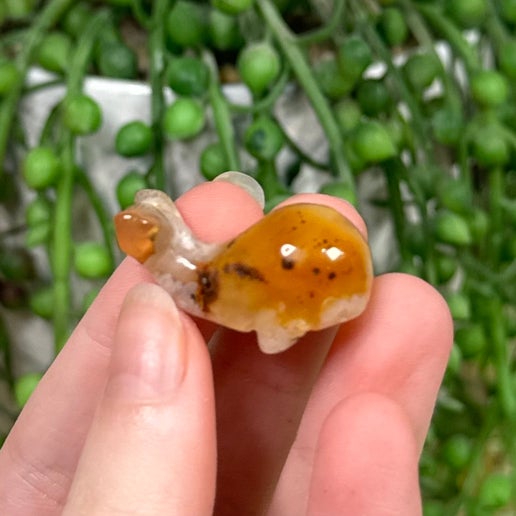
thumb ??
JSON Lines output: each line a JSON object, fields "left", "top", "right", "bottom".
{"left": 63, "top": 283, "right": 216, "bottom": 515}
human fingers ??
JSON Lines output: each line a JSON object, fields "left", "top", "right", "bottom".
{"left": 0, "top": 258, "right": 152, "bottom": 516}
{"left": 0, "top": 180, "right": 262, "bottom": 516}
{"left": 63, "top": 283, "right": 216, "bottom": 515}
{"left": 176, "top": 180, "right": 264, "bottom": 243}
{"left": 210, "top": 193, "right": 369, "bottom": 515}
{"left": 176, "top": 181, "right": 264, "bottom": 340}
{"left": 306, "top": 393, "right": 422, "bottom": 516}
{"left": 314, "top": 273, "right": 453, "bottom": 448}
{"left": 270, "top": 273, "right": 452, "bottom": 515}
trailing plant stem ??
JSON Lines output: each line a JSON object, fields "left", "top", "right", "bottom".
{"left": 487, "top": 298, "right": 516, "bottom": 422}
{"left": 228, "top": 65, "right": 289, "bottom": 115}
{"left": 488, "top": 166, "right": 503, "bottom": 265}
{"left": 399, "top": 0, "right": 463, "bottom": 108}
{"left": 205, "top": 51, "right": 240, "bottom": 171}
{"left": 351, "top": 0, "right": 432, "bottom": 162}
{"left": 256, "top": 159, "right": 287, "bottom": 199}
{"left": 448, "top": 405, "right": 498, "bottom": 515}
{"left": 256, "top": 0, "right": 355, "bottom": 195}
{"left": 76, "top": 169, "right": 116, "bottom": 266}
{"left": 149, "top": 0, "right": 175, "bottom": 193}
{"left": 295, "top": 0, "right": 345, "bottom": 45}
{"left": 0, "top": 0, "right": 75, "bottom": 180}
{"left": 52, "top": 134, "right": 75, "bottom": 351}
{"left": 383, "top": 159, "right": 411, "bottom": 265}
{"left": 416, "top": 3, "right": 480, "bottom": 73}
{"left": 52, "top": 12, "right": 109, "bottom": 352}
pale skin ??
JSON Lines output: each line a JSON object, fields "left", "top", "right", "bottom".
{"left": 0, "top": 181, "right": 453, "bottom": 515}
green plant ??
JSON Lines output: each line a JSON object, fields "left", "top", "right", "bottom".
{"left": 0, "top": 0, "right": 515, "bottom": 512}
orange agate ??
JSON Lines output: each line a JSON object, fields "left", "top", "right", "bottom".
{"left": 114, "top": 189, "right": 373, "bottom": 353}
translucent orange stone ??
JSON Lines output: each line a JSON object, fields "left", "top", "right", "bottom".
{"left": 202, "top": 203, "right": 371, "bottom": 330}
{"left": 114, "top": 210, "right": 159, "bottom": 264}
{"left": 114, "top": 189, "right": 373, "bottom": 353}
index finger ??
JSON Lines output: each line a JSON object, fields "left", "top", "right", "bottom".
{"left": 0, "top": 180, "right": 263, "bottom": 516}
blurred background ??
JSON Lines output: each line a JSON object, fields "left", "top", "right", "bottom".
{"left": 0, "top": 0, "right": 515, "bottom": 513}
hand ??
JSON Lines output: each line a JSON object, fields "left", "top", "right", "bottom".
{"left": 0, "top": 181, "right": 453, "bottom": 515}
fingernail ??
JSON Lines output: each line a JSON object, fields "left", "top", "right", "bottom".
{"left": 107, "top": 283, "right": 187, "bottom": 400}
{"left": 213, "top": 171, "right": 265, "bottom": 209}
